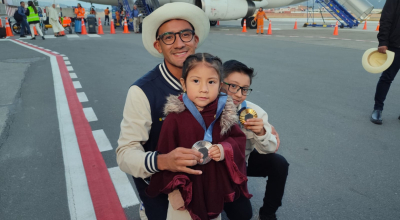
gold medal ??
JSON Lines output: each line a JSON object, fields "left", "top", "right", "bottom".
{"left": 239, "top": 108, "right": 258, "bottom": 125}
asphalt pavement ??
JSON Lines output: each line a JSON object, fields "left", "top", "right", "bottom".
{"left": 0, "top": 20, "right": 399, "bottom": 220}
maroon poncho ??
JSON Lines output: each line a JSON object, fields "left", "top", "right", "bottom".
{"left": 146, "top": 95, "right": 252, "bottom": 220}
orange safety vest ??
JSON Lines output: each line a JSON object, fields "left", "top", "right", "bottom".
{"left": 255, "top": 11, "right": 268, "bottom": 20}
{"left": 74, "top": 7, "right": 85, "bottom": 18}
{"left": 104, "top": 9, "right": 109, "bottom": 15}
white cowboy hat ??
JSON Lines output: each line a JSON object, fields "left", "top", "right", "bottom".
{"left": 142, "top": 2, "right": 210, "bottom": 58}
{"left": 362, "top": 48, "right": 395, "bottom": 74}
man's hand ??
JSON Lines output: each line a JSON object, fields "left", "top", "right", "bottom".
{"left": 244, "top": 118, "right": 266, "bottom": 136}
{"left": 271, "top": 125, "right": 280, "bottom": 152}
{"left": 157, "top": 147, "right": 203, "bottom": 175}
{"left": 209, "top": 145, "right": 221, "bottom": 161}
{"left": 378, "top": 46, "right": 388, "bottom": 54}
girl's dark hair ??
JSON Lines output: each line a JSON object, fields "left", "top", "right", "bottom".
{"left": 28, "top": 1, "right": 37, "bottom": 14}
{"left": 222, "top": 60, "right": 256, "bottom": 84}
{"left": 182, "top": 53, "right": 223, "bottom": 82}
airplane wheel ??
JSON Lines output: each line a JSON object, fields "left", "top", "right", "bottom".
{"left": 241, "top": 17, "right": 256, "bottom": 29}
{"left": 210, "top": 21, "right": 217, "bottom": 26}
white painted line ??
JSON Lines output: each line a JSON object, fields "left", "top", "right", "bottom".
{"left": 45, "top": 49, "right": 52, "bottom": 51}
{"left": 38, "top": 47, "right": 44, "bottom": 49}
{"left": 304, "top": 36, "right": 314, "bottom": 38}
{"left": 10, "top": 40, "right": 96, "bottom": 220}
{"left": 220, "top": 29, "right": 230, "bottom": 31}
{"left": 276, "top": 35, "right": 285, "bottom": 37}
{"left": 61, "top": 54, "right": 66, "bottom": 56}
{"left": 108, "top": 167, "right": 140, "bottom": 208}
{"left": 342, "top": 39, "right": 351, "bottom": 40}
{"left": 320, "top": 37, "right": 327, "bottom": 38}
{"left": 237, "top": 34, "right": 245, "bottom": 36}
{"left": 83, "top": 107, "right": 98, "bottom": 122}
{"left": 92, "top": 130, "right": 113, "bottom": 152}
{"left": 66, "top": 34, "right": 80, "bottom": 38}
{"left": 73, "top": 81, "right": 82, "bottom": 89}
{"left": 250, "top": 35, "right": 259, "bottom": 37}
{"left": 330, "top": 38, "right": 338, "bottom": 39}
{"left": 70, "top": 73, "right": 77, "bottom": 79}
{"left": 52, "top": 51, "right": 60, "bottom": 54}
{"left": 77, "top": 92, "right": 88, "bottom": 103}
{"left": 289, "top": 36, "right": 299, "bottom": 37}
{"left": 65, "top": 61, "right": 71, "bottom": 65}
{"left": 225, "top": 34, "right": 233, "bottom": 35}
{"left": 44, "top": 35, "right": 56, "bottom": 39}
{"left": 63, "top": 57, "right": 69, "bottom": 60}
{"left": 67, "top": 66, "right": 74, "bottom": 71}
{"left": 356, "top": 40, "right": 365, "bottom": 42}
{"left": 88, "top": 34, "right": 101, "bottom": 38}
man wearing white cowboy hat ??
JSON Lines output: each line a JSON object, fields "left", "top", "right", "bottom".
{"left": 116, "top": 2, "right": 210, "bottom": 219}
{"left": 370, "top": 0, "right": 400, "bottom": 124}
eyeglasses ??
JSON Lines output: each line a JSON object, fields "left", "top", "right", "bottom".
{"left": 157, "top": 29, "right": 195, "bottom": 45}
{"left": 223, "top": 82, "right": 252, "bottom": 96}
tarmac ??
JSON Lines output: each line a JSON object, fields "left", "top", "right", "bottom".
{"left": 1, "top": 19, "right": 399, "bottom": 220}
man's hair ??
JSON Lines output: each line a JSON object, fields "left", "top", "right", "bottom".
{"left": 222, "top": 60, "right": 256, "bottom": 84}
{"left": 182, "top": 53, "right": 223, "bottom": 83}
{"left": 156, "top": 19, "right": 195, "bottom": 38}
{"left": 107, "top": 7, "right": 109, "bottom": 9}
{"left": 20, "top": 1, "right": 24, "bottom": 4}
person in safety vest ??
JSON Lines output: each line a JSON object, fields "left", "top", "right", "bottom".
{"left": 74, "top": 3, "right": 85, "bottom": 19}
{"left": 253, "top": 7, "right": 269, "bottom": 34}
{"left": 25, "top": 1, "right": 45, "bottom": 40}
{"left": 104, "top": 7, "right": 110, "bottom": 26}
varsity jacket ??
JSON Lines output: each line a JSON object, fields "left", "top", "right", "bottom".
{"left": 116, "top": 62, "right": 182, "bottom": 179}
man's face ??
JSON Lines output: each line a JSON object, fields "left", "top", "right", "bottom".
{"left": 154, "top": 20, "right": 199, "bottom": 69}
{"left": 21, "top": 2, "right": 25, "bottom": 7}
{"left": 259, "top": 8, "right": 263, "bottom": 12}
{"left": 133, "top": 6, "right": 137, "bottom": 10}
{"left": 52, "top": 4, "right": 55, "bottom": 8}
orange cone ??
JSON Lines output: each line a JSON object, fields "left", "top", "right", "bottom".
{"left": 59, "top": 30, "right": 65, "bottom": 36}
{"left": 242, "top": 19, "right": 247, "bottom": 33}
{"left": 217, "top": 21, "right": 219, "bottom": 26}
{"left": 81, "top": 18, "right": 87, "bottom": 35}
{"left": 363, "top": 20, "right": 367, "bottom": 30}
{"left": 294, "top": 19, "right": 298, "bottom": 30}
{"left": 33, "top": 26, "right": 38, "bottom": 36}
{"left": 333, "top": 21, "right": 339, "bottom": 36}
{"left": 0, "top": 18, "right": 3, "bottom": 28}
{"left": 110, "top": 19, "right": 116, "bottom": 34}
{"left": 267, "top": 20, "right": 272, "bottom": 35}
{"left": 5, "top": 17, "right": 13, "bottom": 37}
{"left": 375, "top": 22, "right": 380, "bottom": 31}
{"left": 98, "top": 18, "right": 104, "bottom": 35}
{"left": 123, "top": 18, "right": 130, "bottom": 34}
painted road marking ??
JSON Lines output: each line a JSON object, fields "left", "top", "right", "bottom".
{"left": 63, "top": 57, "right": 69, "bottom": 60}
{"left": 65, "top": 61, "right": 71, "bottom": 65}
{"left": 83, "top": 107, "right": 98, "bottom": 122}
{"left": 92, "top": 130, "right": 113, "bottom": 152}
{"left": 356, "top": 40, "right": 365, "bottom": 42}
{"left": 61, "top": 54, "right": 66, "bottom": 56}
{"left": 67, "top": 66, "right": 74, "bottom": 71}
{"left": 52, "top": 51, "right": 60, "bottom": 54}
{"left": 88, "top": 34, "right": 101, "bottom": 38}
{"left": 342, "top": 39, "right": 351, "bottom": 40}
{"left": 77, "top": 92, "right": 88, "bottom": 103}
{"left": 66, "top": 34, "right": 80, "bottom": 38}
{"left": 44, "top": 35, "right": 56, "bottom": 39}
{"left": 108, "top": 167, "right": 140, "bottom": 208}
{"left": 70, "top": 73, "right": 78, "bottom": 79}
{"left": 73, "top": 81, "right": 82, "bottom": 89}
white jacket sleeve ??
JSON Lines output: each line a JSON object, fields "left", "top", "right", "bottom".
{"left": 116, "top": 86, "right": 157, "bottom": 179}
{"left": 245, "top": 101, "right": 278, "bottom": 154}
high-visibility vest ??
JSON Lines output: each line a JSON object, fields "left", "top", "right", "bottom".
{"left": 27, "top": 6, "right": 40, "bottom": 23}
{"left": 74, "top": 7, "right": 85, "bottom": 18}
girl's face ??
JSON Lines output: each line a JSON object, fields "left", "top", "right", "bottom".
{"left": 222, "top": 72, "right": 251, "bottom": 106}
{"left": 180, "top": 63, "right": 221, "bottom": 111}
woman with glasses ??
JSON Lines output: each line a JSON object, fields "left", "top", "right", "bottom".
{"left": 221, "top": 60, "right": 289, "bottom": 220}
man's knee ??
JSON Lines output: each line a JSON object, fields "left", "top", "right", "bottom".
{"left": 271, "top": 154, "right": 289, "bottom": 176}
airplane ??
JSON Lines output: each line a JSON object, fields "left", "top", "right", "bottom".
{"left": 79, "top": 0, "right": 308, "bottom": 28}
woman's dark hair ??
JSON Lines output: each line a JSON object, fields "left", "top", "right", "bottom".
{"left": 28, "top": 1, "right": 37, "bottom": 14}
{"left": 181, "top": 53, "right": 223, "bottom": 82}
{"left": 222, "top": 60, "right": 256, "bottom": 84}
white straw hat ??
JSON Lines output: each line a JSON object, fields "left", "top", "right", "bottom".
{"left": 362, "top": 48, "right": 395, "bottom": 74}
{"left": 142, "top": 2, "right": 210, "bottom": 58}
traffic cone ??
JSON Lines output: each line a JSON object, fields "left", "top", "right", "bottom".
{"left": 0, "top": 18, "right": 3, "bottom": 28}
{"left": 81, "top": 18, "right": 87, "bottom": 35}
{"left": 217, "top": 21, "right": 219, "bottom": 26}
{"left": 5, "top": 17, "right": 13, "bottom": 37}
{"left": 267, "top": 20, "right": 272, "bottom": 35}
{"left": 110, "top": 19, "right": 116, "bottom": 34}
{"left": 333, "top": 21, "right": 339, "bottom": 36}
{"left": 33, "top": 26, "right": 38, "bottom": 36}
{"left": 294, "top": 19, "right": 298, "bottom": 30}
{"left": 375, "top": 22, "right": 380, "bottom": 31}
{"left": 123, "top": 18, "right": 130, "bottom": 34}
{"left": 242, "top": 19, "right": 247, "bottom": 33}
{"left": 363, "top": 20, "right": 367, "bottom": 30}
{"left": 98, "top": 18, "right": 104, "bottom": 35}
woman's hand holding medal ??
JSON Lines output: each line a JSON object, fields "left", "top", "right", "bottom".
{"left": 244, "top": 118, "right": 266, "bottom": 136}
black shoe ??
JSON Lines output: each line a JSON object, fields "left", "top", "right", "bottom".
{"left": 30, "top": 37, "right": 36, "bottom": 40}
{"left": 398, "top": 115, "right": 400, "bottom": 120}
{"left": 20, "top": 35, "right": 26, "bottom": 38}
{"left": 42, "top": 36, "right": 45, "bottom": 40}
{"left": 370, "top": 110, "right": 383, "bottom": 125}
{"left": 259, "top": 214, "right": 277, "bottom": 220}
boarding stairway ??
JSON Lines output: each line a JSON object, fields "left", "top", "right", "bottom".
{"left": 307, "top": 0, "right": 374, "bottom": 28}
{"left": 120, "top": 0, "right": 159, "bottom": 20}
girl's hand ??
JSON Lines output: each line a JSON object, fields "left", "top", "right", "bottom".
{"left": 208, "top": 145, "right": 221, "bottom": 161}
{"left": 244, "top": 118, "right": 265, "bottom": 136}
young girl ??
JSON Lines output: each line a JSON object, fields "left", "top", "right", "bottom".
{"left": 146, "top": 53, "right": 252, "bottom": 220}
{"left": 221, "top": 60, "right": 288, "bottom": 220}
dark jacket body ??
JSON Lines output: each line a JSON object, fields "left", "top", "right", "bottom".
{"left": 378, "top": 0, "right": 400, "bottom": 48}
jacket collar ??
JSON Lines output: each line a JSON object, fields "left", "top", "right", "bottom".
{"left": 159, "top": 62, "right": 182, "bottom": 91}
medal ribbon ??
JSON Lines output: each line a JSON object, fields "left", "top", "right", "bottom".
{"left": 182, "top": 93, "right": 227, "bottom": 142}
{"left": 237, "top": 100, "right": 247, "bottom": 116}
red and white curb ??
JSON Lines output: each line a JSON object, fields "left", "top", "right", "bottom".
{"left": 10, "top": 39, "right": 138, "bottom": 220}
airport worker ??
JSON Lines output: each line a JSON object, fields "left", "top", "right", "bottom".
{"left": 253, "top": 7, "right": 269, "bottom": 34}
{"left": 221, "top": 60, "right": 288, "bottom": 220}
{"left": 17, "top": 1, "right": 31, "bottom": 38}
{"left": 25, "top": 1, "right": 44, "bottom": 40}
{"left": 90, "top": 8, "right": 96, "bottom": 15}
{"left": 104, "top": 7, "right": 110, "bottom": 25}
{"left": 48, "top": 4, "right": 64, "bottom": 37}
{"left": 74, "top": 3, "right": 85, "bottom": 20}
{"left": 370, "top": 0, "right": 400, "bottom": 124}
{"left": 115, "top": 10, "right": 120, "bottom": 25}
{"left": 132, "top": 5, "right": 139, "bottom": 33}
